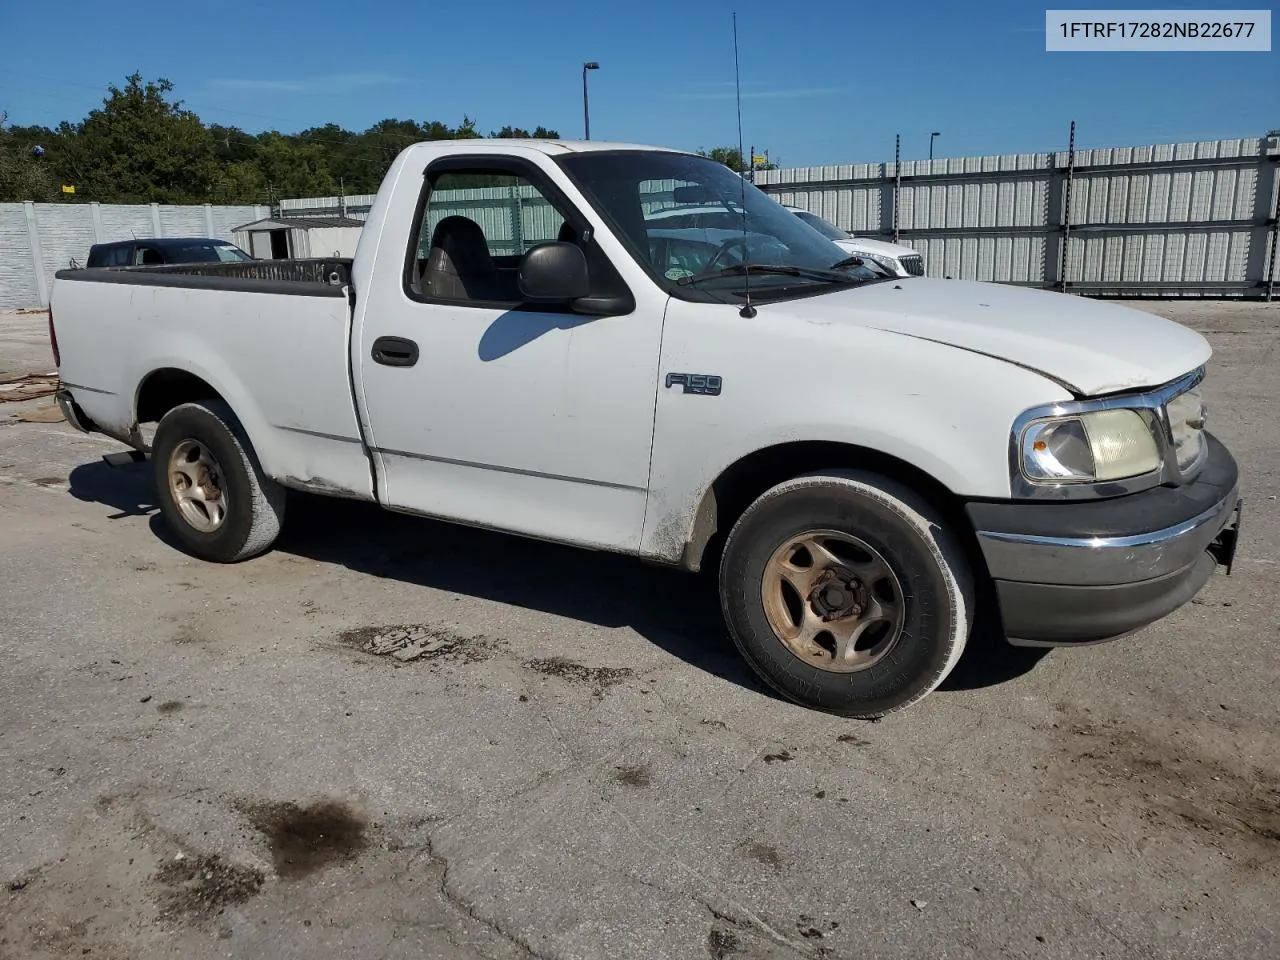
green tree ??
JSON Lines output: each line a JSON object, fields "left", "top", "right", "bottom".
{"left": 254, "top": 132, "right": 337, "bottom": 200}
{"left": 58, "top": 73, "right": 222, "bottom": 202}
{"left": 211, "top": 160, "right": 266, "bottom": 205}
{"left": 209, "top": 123, "right": 259, "bottom": 164}
{"left": 0, "top": 114, "right": 57, "bottom": 201}
{"left": 698, "top": 146, "right": 777, "bottom": 174}
{"left": 698, "top": 146, "right": 746, "bottom": 173}
{"left": 4, "top": 74, "right": 570, "bottom": 204}
{"left": 296, "top": 123, "right": 369, "bottom": 192}
{"left": 491, "top": 125, "right": 561, "bottom": 138}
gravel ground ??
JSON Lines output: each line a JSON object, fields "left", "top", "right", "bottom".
{"left": 0, "top": 309, "right": 56, "bottom": 381}
{"left": 1, "top": 299, "right": 1277, "bottom": 960}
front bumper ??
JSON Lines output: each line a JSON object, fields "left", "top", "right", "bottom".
{"left": 968, "top": 434, "right": 1241, "bottom": 646}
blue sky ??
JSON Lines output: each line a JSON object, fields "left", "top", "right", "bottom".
{"left": 0, "top": 0, "right": 1275, "bottom": 167}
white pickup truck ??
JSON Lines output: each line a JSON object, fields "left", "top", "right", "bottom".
{"left": 50, "top": 139, "right": 1242, "bottom": 717}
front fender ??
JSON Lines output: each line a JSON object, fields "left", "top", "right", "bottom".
{"left": 640, "top": 302, "right": 1074, "bottom": 562}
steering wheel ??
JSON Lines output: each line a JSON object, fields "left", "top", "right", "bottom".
{"left": 693, "top": 236, "right": 753, "bottom": 279}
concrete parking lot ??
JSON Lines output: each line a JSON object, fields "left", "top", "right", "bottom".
{"left": 1, "top": 300, "right": 1278, "bottom": 960}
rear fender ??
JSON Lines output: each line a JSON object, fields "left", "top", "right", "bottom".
{"left": 128, "top": 349, "right": 277, "bottom": 474}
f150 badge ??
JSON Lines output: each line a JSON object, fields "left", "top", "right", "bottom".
{"left": 665, "top": 373, "right": 722, "bottom": 396}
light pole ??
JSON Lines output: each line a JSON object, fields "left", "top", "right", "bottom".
{"left": 929, "top": 131, "right": 941, "bottom": 160}
{"left": 582, "top": 61, "right": 599, "bottom": 140}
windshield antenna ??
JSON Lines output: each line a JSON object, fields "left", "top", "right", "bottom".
{"left": 732, "top": 11, "right": 756, "bottom": 318}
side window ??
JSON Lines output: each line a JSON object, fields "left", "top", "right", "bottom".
{"left": 135, "top": 246, "right": 164, "bottom": 266}
{"left": 409, "top": 169, "right": 570, "bottom": 304}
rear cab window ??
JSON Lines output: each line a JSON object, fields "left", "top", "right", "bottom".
{"left": 88, "top": 244, "right": 133, "bottom": 268}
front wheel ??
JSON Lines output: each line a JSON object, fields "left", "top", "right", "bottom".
{"left": 718, "top": 470, "right": 973, "bottom": 718}
{"left": 152, "top": 399, "right": 285, "bottom": 563}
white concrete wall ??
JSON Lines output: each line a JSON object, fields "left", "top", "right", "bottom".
{"left": 1, "top": 201, "right": 270, "bottom": 307}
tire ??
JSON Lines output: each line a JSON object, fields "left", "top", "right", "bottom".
{"left": 151, "top": 399, "right": 285, "bottom": 563}
{"left": 718, "top": 470, "right": 973, "bottom": 718}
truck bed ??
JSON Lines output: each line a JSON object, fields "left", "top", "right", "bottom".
{"left": 51, "top": 257, "right": 374, "bottom": 501}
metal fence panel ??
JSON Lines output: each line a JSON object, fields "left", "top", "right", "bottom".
{"left": 281, "top": 194, "right": 376, "bottom": 222}
{"left": 756, "top": 133, "right": 1279, "bottom": 298}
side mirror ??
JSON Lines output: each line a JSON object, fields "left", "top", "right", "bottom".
{"left": 518, "top": 242, "right": 590, "bottom": 303}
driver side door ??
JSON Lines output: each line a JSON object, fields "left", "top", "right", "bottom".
{"left": 355, "top": 156, "right": 663, "bottom": 552}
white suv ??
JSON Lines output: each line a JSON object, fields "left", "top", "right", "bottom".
{"left": 644, "top": 202, "right": 924, "bottom": 278}
{"left": 783, "top": 206, "right": 925, "bottom": 278}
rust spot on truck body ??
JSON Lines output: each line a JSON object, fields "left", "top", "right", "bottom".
{"left": 278, "top": 475, "right": 361, "bottom": 498}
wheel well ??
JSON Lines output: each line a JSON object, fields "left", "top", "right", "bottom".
{"left": 684, "top": 441, "right": 977, "bottom": 574}
{"left": 135, "top": 369, "right": 221, "bottom": 424}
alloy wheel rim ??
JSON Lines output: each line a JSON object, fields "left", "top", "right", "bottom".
{"left": 167, "top": 439, "right": 227, "bottom": 533}
{"left": 761, "top": 529, "right": 905, "bottom": 673}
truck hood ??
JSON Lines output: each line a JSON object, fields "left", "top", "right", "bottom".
{"left": 780, "top": 279, "right": 1210, "bottom": 396}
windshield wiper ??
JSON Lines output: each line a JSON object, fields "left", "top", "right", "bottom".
{"left": 828, "top": 255, "right": 901, "bottom": 281}
{"left": 829, "top": 255, "right": 868, "bottom": 270}
{"left": 677, "top": 263, "right": 857, "bottom": 287}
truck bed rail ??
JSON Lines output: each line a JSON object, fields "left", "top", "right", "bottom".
{"left": 55, "top": 259, "right": 353, "bottom": 298}
{"left": 124, "top": 259, "right": 351, "bottom": 285}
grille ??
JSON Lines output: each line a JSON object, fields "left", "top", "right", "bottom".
{"left": 1165, "top": 384, "right": 1206, "bottom": 472}
{"left": 900, "top": 254, "right": 925, "bottom": 276}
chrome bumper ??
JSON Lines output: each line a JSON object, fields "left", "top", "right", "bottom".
{"left": 966, "top": 434, "right": 1241, "bottom": 646}
{"left": 975, "top": 484, "right": 1239, "bottom": 587}
{"left": 55, "top": 389, "right": 93, "bottom": 434}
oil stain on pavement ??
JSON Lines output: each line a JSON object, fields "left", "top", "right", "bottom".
{"left": 237, "top": 799, "right": 368, "bottom": 880}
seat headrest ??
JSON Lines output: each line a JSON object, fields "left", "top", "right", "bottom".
{"left": 428, "top": 216, "right": 495, "bottom": 274}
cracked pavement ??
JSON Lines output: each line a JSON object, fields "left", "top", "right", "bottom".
{"left": 1, "top": 301, "right": 1279, "bottom": 959}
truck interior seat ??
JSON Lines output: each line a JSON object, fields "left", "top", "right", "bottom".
{"left": 557, "top": 221, "right": 580, "bottom": 246}
{"left": 421, "top": 216, "right": 513, "bottom": 301}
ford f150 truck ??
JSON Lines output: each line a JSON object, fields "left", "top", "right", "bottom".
{"left": 49, "top": 139, "right": 1242, "bottom": 717}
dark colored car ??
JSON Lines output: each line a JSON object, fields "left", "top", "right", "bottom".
{"left": 85, "top": 238, "right": 253, "bottom": 268}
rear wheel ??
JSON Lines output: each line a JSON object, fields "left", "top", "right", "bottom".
{"left": 152, "top": 399, "right": 285, "bottom": 562}
{"left": 718, "top": 470, "right": 972, "bottom": 717}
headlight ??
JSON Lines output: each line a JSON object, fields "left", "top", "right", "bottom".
{"left": 850, "top": 251, "right": 899, "bottom": 273}
{"left": 1021, "top": 409, "right": 1160, "bottom": 483}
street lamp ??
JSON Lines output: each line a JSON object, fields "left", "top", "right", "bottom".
{"left": 929, "top": 131, "right": 941, "bottom": 160}
{"left": 582, "top": 61, "right": 599, "bottom": 140}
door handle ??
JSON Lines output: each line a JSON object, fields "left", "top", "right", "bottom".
{"left": 371, "top": 336, "right": 419, "bottom": 367}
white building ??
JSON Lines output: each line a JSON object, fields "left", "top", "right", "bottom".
{"left": 232, "top": 216, "right": 364, "bottom": 260}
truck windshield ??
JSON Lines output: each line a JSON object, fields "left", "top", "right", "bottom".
{"left": 213, "top": 244, "right": 253, "bottom": 262}
{"left": 557, "top": 151, "right": 880, "bottom": 302}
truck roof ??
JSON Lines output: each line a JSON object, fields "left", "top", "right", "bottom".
{"left": 90, "top": 237, "right": 237, "bottom": 250}
{"left": 404, "top": 139, "right": 691, "bottom": 158}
